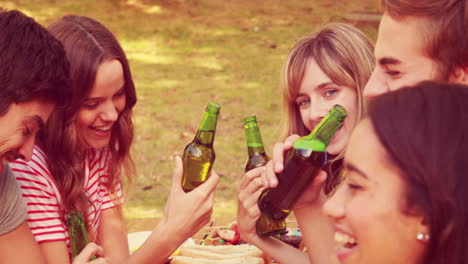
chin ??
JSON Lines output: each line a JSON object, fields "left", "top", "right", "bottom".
{"left": 86, "top": 139, "right": 110, "bottom": 150}
{"left": 326, "top": 140, "right": 346, "bottom": 156}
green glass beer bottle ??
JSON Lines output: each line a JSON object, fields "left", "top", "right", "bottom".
{"left": 244, "top": 116, "right": 270, "bottom": 172}
{"left": 243, "top": 116, "right": 287, "bottom": 236}
{"left": 257, "top": 105, "right": 347, "bottom": 224}
{"left": 182, "top": 102, "right": 221, "bottom": 192}
{"left": 67, "top": 211, "right": 95, "bottom": 260}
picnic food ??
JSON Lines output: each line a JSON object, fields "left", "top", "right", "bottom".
{"left": 201, "top": 222, "right": 241, "bottom": 245}
{"left": 171, "top": 256, "right": 264, "bottom": 264}
{"left": 172, "top": 244, "right": 265, "bottom": 264}
{"left": 182, "top": 102, "right": 220, "bottom": 192}
{"left": 257, "top": 105, "right": 347, "bottom": 233}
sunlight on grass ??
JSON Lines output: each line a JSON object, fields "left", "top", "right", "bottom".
{"left": 191, "top": 57, "right": 223, "bottom": 71}
{"left": 128, "top": 52, "right": 176, "bottom": 65}
{"left": 127, "top": 0, "right": 164, "bottom": 15}
{"left": 124, "top": 206, "right": 163, "bottom": 219}
{"left": 1, "top": 1, "right": 18, "bottom": 10}
{"left": 242, "top": 82, "right": 262, "bottom": 89}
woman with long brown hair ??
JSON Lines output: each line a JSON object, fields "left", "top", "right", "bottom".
{"left": 12, "top": 15, "right": 218, "bottom": 264}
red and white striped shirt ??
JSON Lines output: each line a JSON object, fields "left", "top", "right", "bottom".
{"left": 10, "top": 146, "right": 123, "bottom": 249}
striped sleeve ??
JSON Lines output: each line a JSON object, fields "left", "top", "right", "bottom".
{"left": 88, "top": 148, "right": 124, "bottom": 211}
{"left": 11, "top": 149, "right": 67, "bottom": 244}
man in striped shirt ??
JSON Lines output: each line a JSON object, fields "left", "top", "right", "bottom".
{"left": 0, "top": 9, "right": 103, "bottom": 264}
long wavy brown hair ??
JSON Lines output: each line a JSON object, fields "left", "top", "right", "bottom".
{"left": 280, "top": 23, "right": 374, "bottom": 193}
{"left": 40, "top": 15, "right": 137, "bottom": 222}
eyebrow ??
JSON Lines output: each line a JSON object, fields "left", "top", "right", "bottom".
{"left": 297, "top": 82, "right": 335, "bottom": 97}
{"left": 343, "top": 161, "right": 369, "bottom": 179}
{"left": 86, "top": 85, "right": 125, "bottom": 101}
{"left": 378, "top": 57, "right": 401, "bottom": 66}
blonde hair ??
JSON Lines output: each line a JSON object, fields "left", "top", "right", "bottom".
{"left": 280, "top": 23, "right": 374, "bottom": 192}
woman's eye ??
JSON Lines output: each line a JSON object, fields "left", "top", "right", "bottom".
{"left": 114, "top": 89, "right": 125, "bottom": 97}
{"left": 83, "top": 102, "right": 98, "bottom": 109}
{"left": 347, "top": 183, "right": 362, "bottom": 190}
{"left": 296, "top": 98, "right": 310, "bottom": 108}
{"left": 386, "top": 70, "right": 401, "bottom": 77}
{"left": 324, "top": 89, "right": 338, "bottom": 98}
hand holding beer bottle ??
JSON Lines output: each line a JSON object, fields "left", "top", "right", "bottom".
{"left": 163, "top": 156, "right": 219, "bottom": 246}
{"left": 68, "top": 211, "right": 109, "bottom": 263}
{"left": 71, "top": 243, "right": 108, "bottom": 264}
{"left": 262, "top": 134, "right": 328, "bottom": 209}
{"left": 182, "top": 102, "right": 220, "bottom": 192}
{"left": 257, "top": 105, "right": 347, "bottom": 235}
{"left": 240, "top": 116, "right": 286, "bottom": 236}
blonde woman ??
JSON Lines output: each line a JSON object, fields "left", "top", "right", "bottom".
{"left": 237, "top": 23, "right": 374, "bottom": 264}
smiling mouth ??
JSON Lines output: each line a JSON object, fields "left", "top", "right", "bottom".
{"left": 90, "top": 125, "right": 112, "bottom": 133}
{"left": 334, "top": 231, "right": 358, "bottom": 250}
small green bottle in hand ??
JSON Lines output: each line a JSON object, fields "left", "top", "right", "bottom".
{"left": 182, "top": 102, "right": 221, "bottom": 192}
{"left": 243, "top": 115, "right": 286, "bottom": 236}
{"left": 67, "top": 211, "right": 96, "bottom": 260}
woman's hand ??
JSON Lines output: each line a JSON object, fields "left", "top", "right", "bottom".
{"left": 160, "top": 156, "right": 219, "bottom": 244}
{"left": 72, "top": 243, "right": 108, "bottom": 264}
{"left": 261, "top": 134, "right": 327, "bottom": 209}
{"left": 260, "top": 135, "right": 300, "bottom": 188}
{"left": 237, "top": 166, "right": 266, "bottom": 243}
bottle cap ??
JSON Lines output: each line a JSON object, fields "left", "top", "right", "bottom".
{"left": 244, "top": 115, "right": 257, "bottom": 123}
{"left": 206, "top": 101, "right": 221, "bottom": 114}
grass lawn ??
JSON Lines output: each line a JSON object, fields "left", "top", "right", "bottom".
{"left": 3, "top": 0, "right": 379, "bottom": 231}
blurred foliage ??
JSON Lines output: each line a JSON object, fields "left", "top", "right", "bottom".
{"left": 2, "top": 0, "right": 379, "bottom": 230}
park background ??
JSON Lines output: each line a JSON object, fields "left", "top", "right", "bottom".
{"left": 2, "top": 0, "right": 380, "bottom": 232}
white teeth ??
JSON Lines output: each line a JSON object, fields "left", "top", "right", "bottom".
{"left": 334, "top": 232, "right": 357, "bottom": 246}
{"left": 92, "top": 126, "right": 111, "bottom": 131}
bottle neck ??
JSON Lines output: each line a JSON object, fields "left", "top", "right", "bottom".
{"left": 68, "top": 211, "right": 91, "bottom": 258}
{"left": 195, "top": 111, "right": 219, "bottom": 145}
{"left": 245, "top": 121, "right": 267, "bottom": 157}
{"left": 294, "top": 106, "right": 346, "bottom": 151}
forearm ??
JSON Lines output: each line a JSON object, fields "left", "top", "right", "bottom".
{"left": 0, "top": 222, "right": 47, "bottom": 264}
{"left": 294, "top": 203, "right": 338, "bottom": 264}
{"left": 248, "top": 235, "right": 309, "bottom": 264}
{"left": 98, "top": 207, "right": 131, "bottom": 263}
{"left": 127, "top": 220, "right": 185, "bottom": 264}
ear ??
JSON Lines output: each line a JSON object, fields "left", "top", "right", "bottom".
{"left": 416, "top": 217, "right": 430, "bottom": 243}
{"left": 448, "top": 66, "right": 468, "bottom": 85}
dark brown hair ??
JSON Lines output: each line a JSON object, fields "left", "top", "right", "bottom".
{"left": 368, "top": 81, "right": 468, "bottom": 264}
{"left": 0, "top": 9, "right": 70, "bottom": 114}
{"left": 381, "top": 0, "right": 468, "bottom": 79}
{"left": 42, "top": 15, "right": 136, "bottom": 219}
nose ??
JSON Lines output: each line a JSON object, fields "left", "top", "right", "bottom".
{"left": 18, "top": 135, "right": 35, "bottom": 162}
{"left": 100, "top": 101, "right": 119, "bottom": 122}
{"left": 363, "top": 69, "right": 390, "bottom": 99}
{"left": 323, "top": 184, "right": 346, "bottom": 220}
{"left": 308, "top": 101, "right": 330, "bottom": 125}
